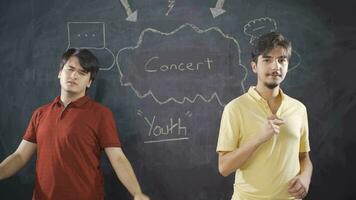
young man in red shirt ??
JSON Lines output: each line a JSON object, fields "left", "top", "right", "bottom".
{"left": 0, "top": 48, "right": 150, "bottom": 200}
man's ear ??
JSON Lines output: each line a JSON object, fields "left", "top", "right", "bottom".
{"left": 58, "top": 69, "right": 62, "bottom": 79}
{"left": 251, "top": 61, "right": 257, "bottom": 73}
{"left": 87, "top": 80, "right": 92, "bottom": 88}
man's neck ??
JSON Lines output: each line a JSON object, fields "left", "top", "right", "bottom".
{"left": 60, "top": 90, "right": 85, "bottom": 107}
{"left": 255, "top": 83, "right": 280, "bottom": 102}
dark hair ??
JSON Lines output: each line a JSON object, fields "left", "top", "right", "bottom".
{"left": 251, "top": 32, "right": 292, "bottom": 63}
{"left": 59, "top": 48, "right": 99, "bottom": 81}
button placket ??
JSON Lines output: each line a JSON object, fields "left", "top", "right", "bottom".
{"left": 59, "top": 104, "right": 72, "bottom": 120}
{"left": 261, "top": 99, "right": 271, "bottom": 116}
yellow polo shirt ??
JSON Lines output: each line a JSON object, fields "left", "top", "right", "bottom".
{"left": 217, "top": 87, "right": 310, "bottom": 200}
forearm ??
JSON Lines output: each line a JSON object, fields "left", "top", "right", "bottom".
{"left": 299, "top": 153, "right": 313, "bottom": 180}
{"left": 112, "top": 155, "right": 142, "bottom": 196}
{"left": 219, "top": 138, "right": 263, "bottom": 176}
{"left": 0, "top": 153, "right": 26, "bottom": 180}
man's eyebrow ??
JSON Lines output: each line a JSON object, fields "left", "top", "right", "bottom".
{"left": 261, "top": 55, "right": 288, "bottom": 59}
{"left": 68, "top": 65, "right": 88, "bottom": 73}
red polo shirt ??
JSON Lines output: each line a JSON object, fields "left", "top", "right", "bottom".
{"left": 23, "top": 96, "right": 121, "bottom": 200}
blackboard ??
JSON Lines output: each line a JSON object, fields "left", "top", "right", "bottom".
{"left": 1, "top": 0, "right": 356, "bottom": 199}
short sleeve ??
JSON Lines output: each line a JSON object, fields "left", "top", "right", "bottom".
{"left": 299, "top": 107, "right": 310, "bottom": 152}
{"left": 98, "top": 108, "right": 121, "bottom": 149}
{"left": 23, "top": 109, "right": 42, "bottom": 143}
{"left": 216, "top": 103, "right": 240, "bottom": 152}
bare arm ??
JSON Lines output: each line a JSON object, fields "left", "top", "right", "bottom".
{"left": 105, "top": 147, "right": 149, "bottom": 200}
{"left": 299, "top": 152, "right": 313, "bottom": 181}
{"left": 288, "top": 152, "right": 313, "bottom": 199}
{"left": 218, "top": 138, "right": 263, "bottom": 176}
{"left": 218, "top": 116, "right": 284, "bottom": 176}
{"left": 0, "top": 140, "right": 37, "bottom": 180}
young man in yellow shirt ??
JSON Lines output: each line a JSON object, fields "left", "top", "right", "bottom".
{"left": 217, "top": 32, "right": 313, "bottom": 200}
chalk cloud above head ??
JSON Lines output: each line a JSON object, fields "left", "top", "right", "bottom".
{"left": 116, "top": 23, "right": 248, "bottom": 106}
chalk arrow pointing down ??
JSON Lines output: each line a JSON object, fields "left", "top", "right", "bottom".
{"left": 210, "top": 0, "right": 226, "bottom": 18}
{"left": 120, "top": 0, "right": 138, "bottom": 22}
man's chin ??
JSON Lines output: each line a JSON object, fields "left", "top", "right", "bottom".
{"left": 62, "top": 88, "right": 80, "bottom": 94}
{"left": 265, "top": 82, "right": 279, "bottom": 89}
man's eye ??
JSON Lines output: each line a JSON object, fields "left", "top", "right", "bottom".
{"left": 78, "top": 71, "right": 86, "bottom": 76}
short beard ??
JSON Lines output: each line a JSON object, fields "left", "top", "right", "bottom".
{"left": 265, "top": 82, "right": 279, "bottom": 89}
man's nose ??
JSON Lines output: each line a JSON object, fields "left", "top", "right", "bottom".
{"left": 70, "top": 70, "right": 79, "bottom": 79}
{"left": 271, "top": 59, "right": 281, "bottom": 70}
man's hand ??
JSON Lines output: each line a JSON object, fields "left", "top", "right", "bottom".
{"left": 288, "top": 174, "right": 311, "bottom": 199}
{"left": 257, "top": 115, "right": 284, "bottom": 143}
{"left": 134, "top": 193, "right": 150, "bottom": 200}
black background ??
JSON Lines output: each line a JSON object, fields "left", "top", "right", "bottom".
{"left": 1, "top": 0, "right": 356, "bottom": 199}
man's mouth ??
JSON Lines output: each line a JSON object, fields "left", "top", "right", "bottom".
{"left": 67, "top": 81, "right": 78, "bottom": 85}
{"left": 268, "top": 73, "right": 281, "bottom": 77}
